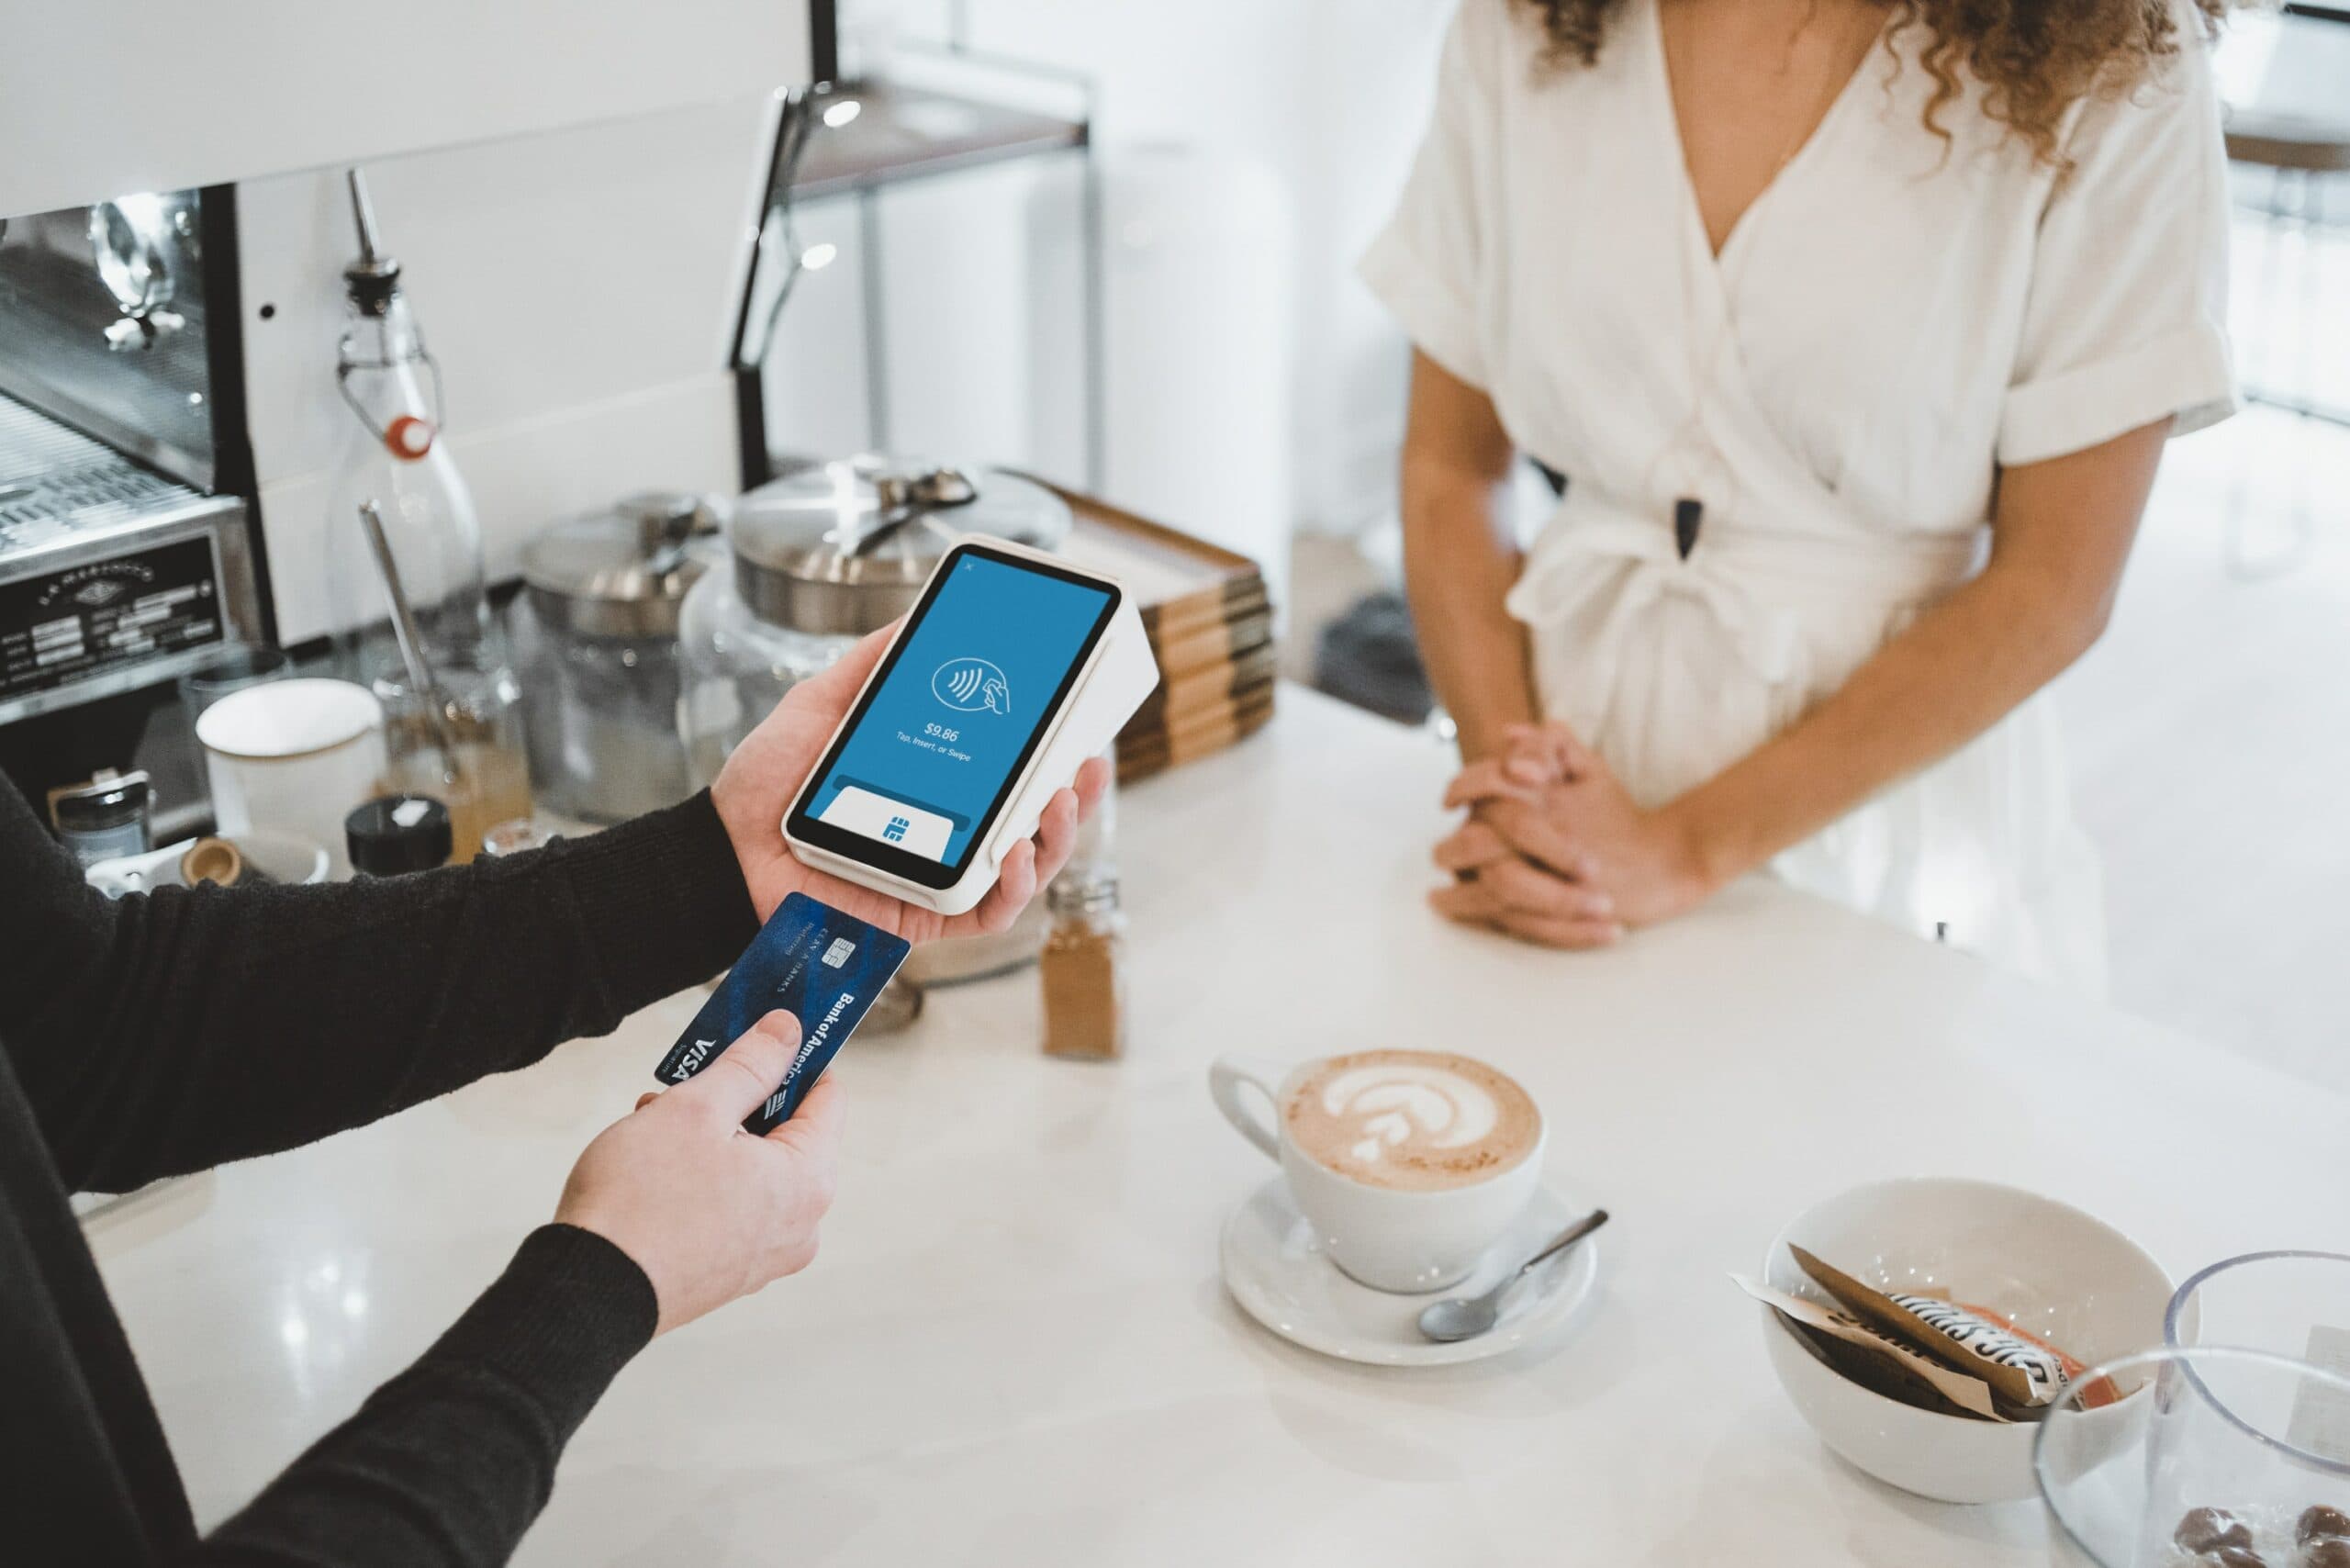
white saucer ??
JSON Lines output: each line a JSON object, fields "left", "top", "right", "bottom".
{"left": 1219, "top": 1175, "right": 1601, "bottom": 1366}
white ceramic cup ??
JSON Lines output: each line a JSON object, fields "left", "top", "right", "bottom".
{"left": 197, "top": 678, "right": 386, "bottom": 879}
{"left": 1210, "top": 1051, "right": 1546, "bottom": 1294}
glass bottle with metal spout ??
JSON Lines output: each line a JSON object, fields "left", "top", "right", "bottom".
{"left": 322, "top": 169, "right": 529, "bottom": 862}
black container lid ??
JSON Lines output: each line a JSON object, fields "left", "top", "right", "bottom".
{"left": 345, "top": 794, "right": 453, "bottom": 876}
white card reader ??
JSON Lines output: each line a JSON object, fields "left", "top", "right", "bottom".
{"left": 781, "top": 535, "right": 1160, "bottom": 916}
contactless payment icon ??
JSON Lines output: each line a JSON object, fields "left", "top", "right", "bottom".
{"left": 933, "top": 655, "right": 1011, "bottom": 716}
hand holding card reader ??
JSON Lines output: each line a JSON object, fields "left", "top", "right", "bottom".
{"left": 655, "top": 537, "right": 1158, "bottom": 1129}
{"left": 780, "top": 535, "right": 1159, "bottom": 916}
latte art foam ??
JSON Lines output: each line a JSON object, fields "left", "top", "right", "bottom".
{"left": 1319, "top": 1062, "right": 1499, "bottom": 1165}
{"left": 1283, "top": 1049, "right": 1539, "bottom": 1192}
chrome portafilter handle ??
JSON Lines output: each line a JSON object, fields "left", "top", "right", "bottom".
{"left": 89, "top": 196, "right": 186, "bottom": 351}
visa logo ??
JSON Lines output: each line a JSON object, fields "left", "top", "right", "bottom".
{"left": 670, "top": 1036, "right": 719, "bottom": 1081}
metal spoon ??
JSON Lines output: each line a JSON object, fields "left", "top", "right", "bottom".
{"left": 355, "top": 499, "right": 464, "bottom": 786}
{"left": 1416, "top": 1208, "right": 1610, "bottom": 1343}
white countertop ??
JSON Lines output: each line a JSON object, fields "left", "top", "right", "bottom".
{"left": 90, "top": 688, "right": 2350, "bottom": 1566}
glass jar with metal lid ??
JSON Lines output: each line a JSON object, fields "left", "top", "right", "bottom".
{"left": 519, "top": 491, "right": 714, "bottom": 823}
{"left": 677, "top": 456, "right": 1074, "bottom": 986}
{"left": 677, "top": 456, "right": 1071, "bottom": 786}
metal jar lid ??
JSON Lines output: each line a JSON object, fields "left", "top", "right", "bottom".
{"left": 729, "top": 457, "right": 1072, "bottom": 636}
{"left": 520, "top": 491, "right": 717, "bottom": 640}
{"left": 49, "top": 767, "right": 152, "bottom": 834}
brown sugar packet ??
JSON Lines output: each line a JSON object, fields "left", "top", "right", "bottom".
{"left": 1787, "top": 1246, "right": 2071, "bottom": 1409}
{"left": 1732, "top": 1275, "right": 2007, "bottom": 1421}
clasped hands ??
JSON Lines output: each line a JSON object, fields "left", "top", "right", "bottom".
{"left": 1430, "top": 721, "right": 1718, "bottom": 948}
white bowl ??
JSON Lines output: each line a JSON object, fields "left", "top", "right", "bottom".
{"left": 84, "top": 830, "right": 331, "bottom": 896}
{"left": 1758, "top": 1176, "right": 2176, "bottom": 1505}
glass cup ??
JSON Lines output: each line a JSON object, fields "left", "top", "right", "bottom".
{"left": 2035, "top": 1345, "right": 2350, "bottom": 1567}
{"left": 178, "top": 644, "right": 295, "bottom": 821}
{"left": 179, "top": 642, "right": 292, "bottom": 734}
{"left": 479, "top": 817, "right": 550, "bottom": 858}
{"left": 2169, "top": 1250, "right": 2350, "bottom": 1372}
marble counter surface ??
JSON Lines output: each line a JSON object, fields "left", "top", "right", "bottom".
{"left": 90, "top": 689, "right": 2350, "bottom": 1566}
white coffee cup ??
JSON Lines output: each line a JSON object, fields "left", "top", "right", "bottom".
{"left": 197, "top": 678, "right": 386, "bottom": 879}
{"left": 1210, "top": 1050, "right": 1546, "bottom": 1293}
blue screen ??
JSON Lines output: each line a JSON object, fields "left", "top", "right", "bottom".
{"left": 805, "top": 554, "right": 1113, "bottom": 866}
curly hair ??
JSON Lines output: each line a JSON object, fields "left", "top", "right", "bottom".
{"left": 1518, "top": 0, "right": 2227, "bottom": 167}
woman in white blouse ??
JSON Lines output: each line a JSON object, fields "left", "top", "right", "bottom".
{"left": 1364, "top": 0, "right": 2234, "bottom": 990}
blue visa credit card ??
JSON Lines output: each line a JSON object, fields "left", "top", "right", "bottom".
{"left": 654, "top": 891, "right": 912, "bottom": 1135}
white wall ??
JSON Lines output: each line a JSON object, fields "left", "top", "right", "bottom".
{"left": 0, "top": 0, "right": 810, "bottom": 218}
{"left": 810, "top": 3, "right": 2350, "bottom": 551}
{"left": 825, "top": 0, "right": 1457, "bottom": 537}
{"left": 760, "top": 159, "right": 1046, "bottom": 467}
{"left": 761, "top": 144, "right": 1303, "bottom": 606}
{"left": 247, "top": 96, "right": 779, "bottom": 642}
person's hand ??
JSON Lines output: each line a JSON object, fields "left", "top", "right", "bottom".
{"left": 1430, "top": 722, "right": 1716, "bottom": 945}
{"left": 711, "top": 623, "right": 1112, "bottom": 943}
{"left": 555, "top": 1011, "right": 844, "bottom": 1336}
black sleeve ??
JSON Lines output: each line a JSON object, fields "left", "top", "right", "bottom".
{"left": 0, "top": 778, "right": 757, "bottom": 1194}
{"left": 182, "top": 1225, "right": 658, "bottom": 1567}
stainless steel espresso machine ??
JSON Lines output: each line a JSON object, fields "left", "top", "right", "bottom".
{"left": 3, "top": 2, "right": 815, "bottom": 857}
{"left": 0, "top": 188, "right": 265, "bottom": 840}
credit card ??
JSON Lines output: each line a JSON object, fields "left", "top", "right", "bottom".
{"left": 654, "top": 891, "right": 912, "bottom": 1135}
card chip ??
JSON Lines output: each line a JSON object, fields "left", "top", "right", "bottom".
{"left": 822, "top": 937, "right": 856, "bottom": 968}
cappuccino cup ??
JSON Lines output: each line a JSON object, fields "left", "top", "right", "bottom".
{"left": 1210, "top": 1047, "right": 1545, "bottom": 1293}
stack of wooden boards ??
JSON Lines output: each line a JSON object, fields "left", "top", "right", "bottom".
{"left": 1038, "top": 482, "right": 1277, "bottom": 785}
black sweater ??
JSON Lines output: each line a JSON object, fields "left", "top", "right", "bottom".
{"left": 0, "top": 776, "right": 758, "bottom": 1565}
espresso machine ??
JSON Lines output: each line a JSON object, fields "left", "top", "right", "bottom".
{"left": 0, "top": 4, "right": 819, "bottom": 847}
{"left": 0, "top": 188, "right": 265, "bottom": 839}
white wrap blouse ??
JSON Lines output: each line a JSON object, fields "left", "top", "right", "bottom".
{"left": 1362, "top": 0, "right": 2235, "bottom": 991}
